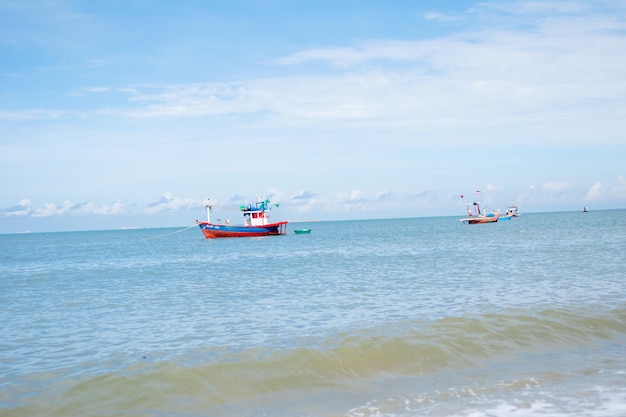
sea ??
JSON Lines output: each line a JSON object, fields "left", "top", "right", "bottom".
{"left": 1, "top": 210, "right": 625, "bottom": 417}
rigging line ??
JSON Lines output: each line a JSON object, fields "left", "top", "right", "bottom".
{"left": 141, "top": 224, "right": 197, "bottom": 241}
{"left": 204, "top": 202, "right": 240, "bottom": 211}
{"left": 212, "top": 205, "right": 240, "bottom": 211}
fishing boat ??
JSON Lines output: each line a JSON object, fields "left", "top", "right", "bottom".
{"left": 498, "top": 213, "right": 513, "bottom": 221}
{"left": 294, "top": 228, "right": 311, "bottom": 234}
{"left": 196, "top": 197, "right": 287, "bottom": 238}
{"left": 459, "top": 200, "right": 499, "bottom": 224}
{"left": 505, "top": 204, "right": 520, "bottom": 217}
{"left": 499, "top": 204, "right": 520, "bottom": 221}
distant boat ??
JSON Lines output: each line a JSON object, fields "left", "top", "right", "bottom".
{"left": 459, "top": 200, "right": 499, "bottom": 224}
{"left": 505, "top": 204, "right": 520, "bottom": 217}
{"left": 499, "top": 204, "right": 520, "bottom": 221}
{"left": 294, "top": 228, "right": 311, "bottom": 234}
{"left": 583, "top": 206, "right": 589, "bottom": 213}
{"left": 196, "top": 197, "right": 287, "bottom": 238}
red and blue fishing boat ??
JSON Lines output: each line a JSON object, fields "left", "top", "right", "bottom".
{"left": 459, "top": 194, "right": 499, "bottom": 224}
{"left": 196, "top": 197, "right": 287, "bottom": 238}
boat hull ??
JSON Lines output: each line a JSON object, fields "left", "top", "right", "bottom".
{"left": 197, "top": 221, "right": 287, "bottom": 238}
{"left": 294, "top": 229, "right": 311, "bottom": 234}
{"left": 460, "top": 216, "right": 498, "bottom": 224}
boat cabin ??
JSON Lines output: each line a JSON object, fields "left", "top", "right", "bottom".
{"left": 203, "top": 197, "right": 277, "bottom": 227}
{"left": 241, "top": 205, "right": 271, "bottom": 227}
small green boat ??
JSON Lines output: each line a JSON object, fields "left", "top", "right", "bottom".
{"left": 294, "top": 228, "right": 311, "bottom": 234}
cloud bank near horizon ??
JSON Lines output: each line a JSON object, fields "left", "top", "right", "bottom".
{"left": 3, "top": 175, "right": 625, "bottom": 223}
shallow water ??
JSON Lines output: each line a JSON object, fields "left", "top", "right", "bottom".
{"left": 1, "top": 210, "right": 625, "bottom": 416}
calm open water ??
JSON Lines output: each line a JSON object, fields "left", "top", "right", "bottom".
{"left": 1, "top": 210, "right": 625, "bottom": 416}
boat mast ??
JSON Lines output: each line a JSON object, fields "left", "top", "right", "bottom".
{"left": 205, "top": 200, "right": 212, "bottom": 223}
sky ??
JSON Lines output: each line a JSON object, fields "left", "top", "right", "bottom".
{"left": 1, "top": 0, "right": 625, "bottom": 233}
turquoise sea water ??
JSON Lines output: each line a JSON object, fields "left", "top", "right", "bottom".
{"left": 1, "top": 210, "right": 625, "bottom": 416}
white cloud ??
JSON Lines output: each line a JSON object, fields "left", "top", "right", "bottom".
{"left": 32, "top": 201, "right": 73, "bottom": 218}
{"left": 2, "top": 199, "right": 128, "bottom": 218}
{"left": 337, "top": 189, "right": 367, "bottom": 204}
{"left": 490, "top": 1, "right": 588, "bottom": 15}
{"left": 0, "top": 109, "right": 74, "bottom": 121}
{"left": 6, "top": 3, "right": 622, "bottom": 147}
{"left": 423, "top": 12, "right": 462, "bottom": 22}
{"left": 292, "top": 190, "right": 317, "bottom": 202}
{"left": 274, "top": 46, "right": 366, "bottom": 68}
{"left": 376, "top": 191, "right": 392, "bottom": 201}
{"left": 78, "top": 200, "right": 125, "bottom": 215}
{"left": 585, "top": 181, "right": 605, "bottom": 201}
{"left": 542, "top": 181, "right": 570, "bottom": 193}
{"left": 85, "top": 86, "right": 110, "bottom": 93}
{"left": 585, "top": 175, "right": 626, "bottom": 202}
{"left": 143, "top": 192, "right": 201, "bottom": 214}
{"left": 0, "top": 12, "right": 622, "bottom": 162}
{"left": 2, "top": 195, "right": 194, "bottom": 219}
{"left": 4, "top": 199, "right": 32, "bottom": 216}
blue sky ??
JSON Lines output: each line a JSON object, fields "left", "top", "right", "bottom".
{"left": 1, "top": 0, "right": 625, "bottom": 233}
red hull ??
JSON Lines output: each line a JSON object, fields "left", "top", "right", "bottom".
{"left": 197, "top": 221, "right": 288, "bottom": 238}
